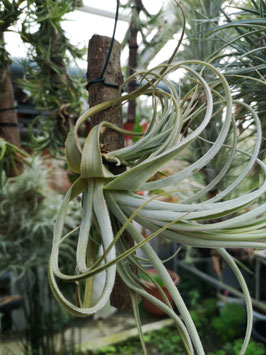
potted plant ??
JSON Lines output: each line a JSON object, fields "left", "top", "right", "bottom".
{"left": 140, "top": 269, "right": 180, "bottom": 315}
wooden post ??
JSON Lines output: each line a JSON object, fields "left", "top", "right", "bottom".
{"left": 87, "top": 35, "right": 124, "bottom": 153}
{"left": 87, "top": 35, "right": 134, "bottom": 310}
{"left": 126, "top": 0, "right": 143, "bottom": 124}
{"left": 0, "top": 67, "right": 21, "bottom": 148}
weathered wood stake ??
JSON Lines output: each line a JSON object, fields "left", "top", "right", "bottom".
{"left": 0, "top": 67, "right": 21, "bottom": 148}
{"left": 126, "top": 0, "right": 143, "bottom": 124}
{"left": 87, "top": 35, "right": 134, "bottom": 311}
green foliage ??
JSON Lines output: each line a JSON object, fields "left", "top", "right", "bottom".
{"left": 209, "top": 0, "right": 266, "bottom": 165}
{"left": 95, "top": 298, "right": 218, "bottom": 355}
{"left": 95, "top": 345, "right": 117, "bottom": 354}
{"left": 0, "top": 156, "right": 56, "bottom": 275}
{"left": 132, "top": 116, "right": 143, "bottom": 143}
{"left": 139, "top": 270, "right": 165, "bottom": 287}
{"left": 0, "top": 155, "right": 82, "bottom": 353}
{"left": 18, "top": 0, "right": 86, "bottom": 153}
{"left": 190, "top": 297, "right": 217, "bottom": 332}
{"left": 95, "top": 343, "right": 139, "bottom": 355}
{"left": 95, "top": 326, "right": 183, "bottom": 355}
{"left": 0, "top": 155, "right": 80, "bottom": 277}
{"left": 94, "top": 299, "right": 266, "bottom": 354}
{"left": 178, "top": 267, "right": 214, "bottom": 308}
{"left": 174, "top": 0, "right": 225, "bottom": 63}
{"left": 0, "top": 1, "right": 31, "bottom": 73}
{"left": 211, "top": 303, "right": 246, "bottom": 342}
{"left": 208, "top": 338, "right": 266, "bottom": 355}
{"left": 0, "top": 138, "right": 30, "bottom": 186}
{"left": 121, "top": 0, "right": 165, "bottom": 63}
{"left": 233, "top": 338, "right": 265, "bottom": 355}
{"left": 0, "top": 0, "right": 25, "bottom": 33}
{"left": 208, "top": 351, "right": 226, "bottom": 355}
{"left": 145, "top": 326, "right": 183, "bottom": 355}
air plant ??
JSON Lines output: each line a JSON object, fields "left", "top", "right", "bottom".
{"left": 48, "top": 6, "right": 266, "bottom": 355}
{"left": 206, "top": 0, "right": 266, "bottom": 171}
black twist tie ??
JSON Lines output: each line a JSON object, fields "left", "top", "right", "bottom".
{"left": 86, "top": 77, "right": 120, "bottom": 90}
{"left": 0, "top": 122, "right": 18, "bottom": 127}
{"left": 86, "top": 0, "right": 120, "bottom": 91}
{"left": 0, "top": 106, "right": 18, "bottom": 113}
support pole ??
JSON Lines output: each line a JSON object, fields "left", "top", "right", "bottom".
{"left": 87, "top": 34, "right": 134, "bottom": 310}
{"left": 87, "top": 35, "right": 124, "bottom": 154}
{"left": 126, "top": 0, "right": 143, "bottom": 124}
{"left": 0, "top": 67, "right": 21, "bottom": 148}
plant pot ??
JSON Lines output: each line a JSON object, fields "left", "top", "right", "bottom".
{"left": 142, "top": 269, "right": 180, "bottom": 315}
{"left": 252, "top": 320, "right": 266, "bottom": 344}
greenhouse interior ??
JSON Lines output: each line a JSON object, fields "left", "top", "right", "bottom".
{"left": 1, "top": 0, "right": 266, "bottom": 354}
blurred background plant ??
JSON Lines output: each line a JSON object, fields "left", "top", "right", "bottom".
{"left": 0, "top": 153, "right": 81, "bottom": 353}
{"left": 0, "top": 154, "right": 82, "bottom": 353}
{"left": 18, "top": 0, "right": 86, "bottom": 154}
{"left": 0, "top": 2, "right": 85, "bottom": 353}
{"left": 205, "top": 0, "right": 266, "bottom": 196}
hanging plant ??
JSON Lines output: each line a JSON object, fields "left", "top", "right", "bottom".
{"left": 48, "top": 3, "right": 266, "bottom": 355}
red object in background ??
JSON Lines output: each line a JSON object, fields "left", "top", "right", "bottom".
{"left": 141, "top": 121, "right": 148, "bottom": 132}
{"left": 123, "top": 120, "right": 149, "bottom": 146}
{"left": 123, "top": 122, "right": 135, "bottom": 145}
{"left": 142, "top": 269, "right": 180, "bottom": 315}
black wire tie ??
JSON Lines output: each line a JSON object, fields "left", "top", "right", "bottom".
{"left": 0, "top": 122, "right": 18, "bottom": 127}
{"left": 0, "top": 106, "right": 18, "bottom": 113}
{"left": 86, "top": 78, "right": 120, "bottom": 90}
{"left": 86, "top": 0, "right": 120, "bottom": 91}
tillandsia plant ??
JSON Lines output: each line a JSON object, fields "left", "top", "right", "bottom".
{"left": 49, "top": 5, "right": 266, "bottom": 355}
{"left": 206, "top": 0, "right": 266, "bottom": 166}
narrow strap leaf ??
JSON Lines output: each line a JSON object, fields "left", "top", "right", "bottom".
{"left": 65, "top": 127, "right": 81, "bottom": 173}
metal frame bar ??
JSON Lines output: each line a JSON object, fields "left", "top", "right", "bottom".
{"left": 77, "top": 5, "right": 129, "bottom": 22}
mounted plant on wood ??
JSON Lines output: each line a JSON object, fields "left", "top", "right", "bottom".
{"left": 49, "top": 2, "right": 266, "bottom": 354}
